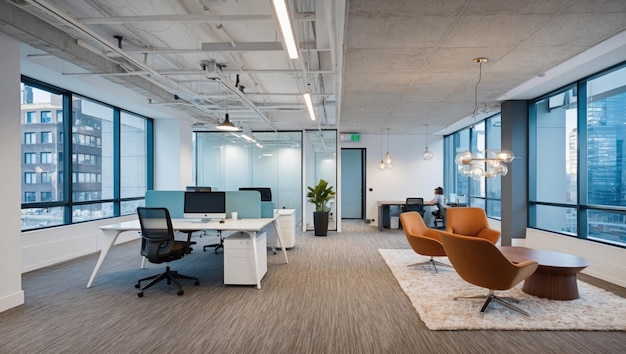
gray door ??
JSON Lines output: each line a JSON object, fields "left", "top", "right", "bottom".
{"left": 341, "top": 148, "right": 364, "bottom": 219}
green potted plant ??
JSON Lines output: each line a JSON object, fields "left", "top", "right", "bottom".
{"left": 307, "top": 179, "right": 336, "bottom": 236}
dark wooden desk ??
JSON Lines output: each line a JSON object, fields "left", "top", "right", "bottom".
{"left": 377, "top": 201, "right": 405, "bottom": 231}
{"left": 377, "top": 200, "right": 436, "bottom": 230}
{"left": 500, "top": 246, "right": 590, "bottom": 300}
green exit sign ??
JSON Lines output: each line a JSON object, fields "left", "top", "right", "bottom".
{"left": 341, "top": 133, "right": 360, "bottom": 142}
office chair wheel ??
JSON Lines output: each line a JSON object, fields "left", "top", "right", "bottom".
{"left": 194, "top": 280, "right": 200, "bottom": 286}
{"left": 137, "top": 291, "right": 144, "bottom": 297}
{"left": 177, "top": 289, "right": 184, "bottom": 296}
{"left": 134, "top": 283, "right": 140, "bottom": 288}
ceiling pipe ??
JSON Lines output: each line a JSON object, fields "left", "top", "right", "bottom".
{"left": 22, "top": 0, "right": 272, "bottom": 129}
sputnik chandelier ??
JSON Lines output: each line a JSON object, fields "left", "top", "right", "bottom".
{"left": 454, "top": 57, "right": 514, "bottom": 179}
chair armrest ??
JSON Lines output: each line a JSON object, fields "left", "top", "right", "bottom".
{"left": 424, "top": 228, "right": 444, "bottom": 240}
{"left": 180, "top": 230, "right": 197, "bottom": 254}
{"left": 477, "top": 228, "right": 501, "bottom": 244}
{"left": 510, "top": 260, "right": 539, "bottom": 286}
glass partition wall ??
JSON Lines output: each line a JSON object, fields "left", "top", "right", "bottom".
{"left": 194, "top": 131, "right": 304, "bottom": 227}
{"left": 304, "top": 130, "right": 338, "bottom": 232}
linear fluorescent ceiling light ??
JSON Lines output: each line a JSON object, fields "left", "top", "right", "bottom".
{"left": 241, "top": 134, "right": 256, "bottom": 142}
{"left": 303, "top": 93, "right": 316, "bottom": 120}
{"left": 271, "top": 0, "right": 299, "bottom": 59}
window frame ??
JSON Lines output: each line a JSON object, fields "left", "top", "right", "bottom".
{"left": 528, "top": 61, "right": 626, "bottom": 248}
{"left": 20, "top": 76, "right": 154, "bottom": 231}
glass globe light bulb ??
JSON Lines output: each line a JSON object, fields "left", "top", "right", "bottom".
{"left": 422, "top": 146, "right": 433, "bottom": 160}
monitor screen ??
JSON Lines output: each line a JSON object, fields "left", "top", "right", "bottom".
{"left": 238, "top": 187, "right": 272, "bottom": 201}
{"left": 183, "top": 191, "right": 226, "bottom": 220}
{"left": 186, "top": 186, "right": 212, "bottom": 192}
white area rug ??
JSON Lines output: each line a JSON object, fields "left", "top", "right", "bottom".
{"left": 379, "top": 249, "right": 626, "bottom": 331}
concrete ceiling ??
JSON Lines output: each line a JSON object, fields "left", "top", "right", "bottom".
{"left": 2, "top": 0, "right": 626, "bottom": 137}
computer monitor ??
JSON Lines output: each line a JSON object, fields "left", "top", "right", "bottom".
{"left": 183, "top": 191, "right": 226, "bottom": 221}
{"left": 186, "top": 186, "right": 212, "bottom": 192}
{"left": 238, "top": 187, "right": 272, "bottom": 201}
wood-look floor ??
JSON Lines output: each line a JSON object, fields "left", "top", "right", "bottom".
{"left": 1, "top": 221, "right": 625, "bottom": 354}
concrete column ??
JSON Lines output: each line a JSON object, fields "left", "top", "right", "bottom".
{"left": 0, "top": 32, "right": 25, "bottom": 312}
{"left": 500, "top": 100, "right": 529, "bottom": 246}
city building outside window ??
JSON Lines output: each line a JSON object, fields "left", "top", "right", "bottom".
{"left": 40, "top": 152, "right": 52, "bottom": 163}
{"left": 24, "top": 132, "right": 35, "bottom": 144}
{"left": 24, "top": 152, "right": 36, "bottom": 164}
{"left": 20, "top": 79, "right": 152, "bottom": 230}
{"left": 40, "top": 131, "right": 52, "bottom": 143}
{"left": 40, "top": 111, "right": 51, "bottom": 123}
{"left": 24, "top": 172, "right": 36, "bottom": 184}
{"left": 529, "top": 63, "right": 626, "bottom": 248}
{"left": 25, "top": 111, "right": 35, "bottom": 123}
{"left": 24, "top": 192, "right": 35, "bottom": 202}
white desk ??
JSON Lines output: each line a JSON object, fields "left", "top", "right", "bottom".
{"left": 87, "top": 217, "right": 288, "bottom": 289}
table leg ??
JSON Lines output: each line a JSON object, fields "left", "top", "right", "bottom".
{"left": 249, "top": 231, "right": 261, "bottom": 289}
{"left": 86, "top": 229, "right": 123, "bottom": 288}
{"left": 272, "top": 218, "right": 289, "bottom": 264}
{"left": 523, "top": 271, "right": 582, "bottom": 300}
{"left": 378, "top": 205, "right": 383, "bottom": 231}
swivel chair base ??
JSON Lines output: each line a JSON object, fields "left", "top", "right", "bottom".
{"left": 203, "top": 231, "right": 224, "bottom": 254}
{"left": 408, "top": 257, "right": 451, "bottom": 273}
{"left": 135, "top": 265, "right": 199, "bottom": 297}
{"left": 454, "top": 290, "right": 530, "bottom": 316}
{"left": 203, "top": 242, "right": 223, "bottom": 253}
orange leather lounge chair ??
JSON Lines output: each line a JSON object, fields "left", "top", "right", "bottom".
{"left": 444, "top": 207, "right": 500, "bottom": 244}
{"left": 399, "top": 211, "right": 450, "bottom": 273}
{"left": 439, "top": 232, "right": 539, "bottom": 316}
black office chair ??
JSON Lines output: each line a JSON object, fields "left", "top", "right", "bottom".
{"left": 402, "top": 197, "right": 425, "bottom": 216}
{"left": 203, "top": 230, "right": 224, "bottom": 254}
{"left": 432, "top": 203, "right": 445, "bottom": 228}
{"left": 136, "top": 207, "right": 199, "bottom": 297}
{"left": 400, "top": 197, "right": 425, "bottom": 229}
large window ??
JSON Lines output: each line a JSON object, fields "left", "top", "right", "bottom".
{"left": 119, "top": 111, "right": 148, "bottom": 214}
{"left": 444, "top": 114, "right": 503, "bottom": 218}
{"left": 530, "top": 63, "right": 626, "bottom": 247}
{"left": 529, "top": 87, "right": 577, "bottom": 234}
{"left": 20, "top": 78, "right": 152, "bottom": 230}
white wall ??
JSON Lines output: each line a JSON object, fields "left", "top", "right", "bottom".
{"left": 0, "top": 32, "right": 24, "bottom": 312}
{"left": 340, "top": 133, "right": 444, "bottom": 225}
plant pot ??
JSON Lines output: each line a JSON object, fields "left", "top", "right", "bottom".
{"left": 313, "top": 211, "right": 329, "bottom": 236}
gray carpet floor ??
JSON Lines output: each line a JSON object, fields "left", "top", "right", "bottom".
{"left": 1, "top": 221, "right": 625, "bottom": 354}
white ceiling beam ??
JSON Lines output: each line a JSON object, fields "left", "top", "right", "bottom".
{"left": 158, "top": 69, "right": 334, "bottom": 75}
{"left": 116, "top": 44, "right": 327, "bottom": 55}
{"left": 78, "top": 14, "right": 273, "bottom": 24}
{"left": 200, "top": 42, "right": 283, "bottom": 52}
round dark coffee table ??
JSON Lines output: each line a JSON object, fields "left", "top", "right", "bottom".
{"left": 499, "top": 246, "right": 590, "bottom": 300}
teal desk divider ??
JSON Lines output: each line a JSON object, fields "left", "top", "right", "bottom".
{"left": 145, "top": 190, "right": 263, "bottom": 219}
{"left": 261, "top": 201, "right": 275, "bottom": 218}
{"left": 145, "top": 190, "right": 185, "bottom": 218}
{"left": 226, "top": 191, "right": 261, "bottom": 219}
